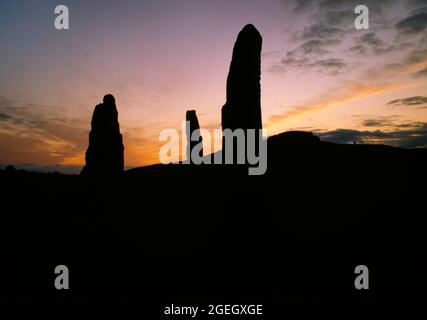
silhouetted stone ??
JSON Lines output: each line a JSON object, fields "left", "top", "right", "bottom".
{"left": 81, "top": 94, "right": 124, "bottom": 176}
{"left": 221, "top": 24, "right": 262, "bottom": 131}
{"left": 186, "top": 110, "right": 203, "bottom": 163}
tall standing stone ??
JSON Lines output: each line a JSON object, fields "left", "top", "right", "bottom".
{"left": 81, "top": 94, "right": 124, "bottom": 176}
{"left": 221, "top": 24, "right": 262, "bottom": 132}
{"left": 186, "top": 110, "right": 203, "bottom": 163}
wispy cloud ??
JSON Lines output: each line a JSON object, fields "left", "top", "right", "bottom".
{"left": 267, "top": 81, "right": 412, "bottom": 131}
{"left": 0, "top": 112, "right": 12, "bottom": 120}
{"left": 274, "top": 0, "right": 427, "bottom": 77}
{"left": 361, "top": 116, "right": 402, "bottom": 128}
{"left": 387, "top": 96, "right": 427, "bottom": 106}
{"left": 316, "top": 122, "right": 427, "bottom": 148}
{"left": 396, "top": 12, "right": 427, "bottom": 35}
{"left": 0, "top": 96, "right": 87, "bottom": 164}
{"left": 414, "top": 67, "right": 427, "bottom": 77}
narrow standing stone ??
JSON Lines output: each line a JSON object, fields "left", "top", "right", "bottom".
{"left": 186, "top": 110, "right": 203, "bottom": 163}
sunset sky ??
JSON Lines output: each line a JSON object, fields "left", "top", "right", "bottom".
{"left": 1, "top": 0, "right": 427, "bottom": 172}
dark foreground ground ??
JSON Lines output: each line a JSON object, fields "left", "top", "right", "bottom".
{"left": 1, "top": 132, "right": 426, "bottom": 314}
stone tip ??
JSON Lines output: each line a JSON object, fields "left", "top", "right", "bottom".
{"left": 241, "top": 24, "right": 261, "bottom": 36}
{"left": 242, "top": 24, "right": 256, "bottom": 31}
{"left": 235, "top": 24, "right": 262, "bottom": 48}
{"left": 103, "top": 94, "right": 115, "bottom": 104}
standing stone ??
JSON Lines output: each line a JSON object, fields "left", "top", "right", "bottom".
{"left": 81, "top": 94, "right": 124, "bottom": 176}
{"left": 186, "top": 110, "right": 203, "bottom": 163}
{"left": 221, "top": 24, "right": 262, "bottom": 131}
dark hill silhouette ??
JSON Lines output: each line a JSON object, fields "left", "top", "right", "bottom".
{"left": 2, "top": 135, "right": 427, "bottom": 303}
{"left": 268, "top": 130, "right": 320, "bottom": 145}
{"left": 81, "top": 94, "right": 124, "bottom": 176}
